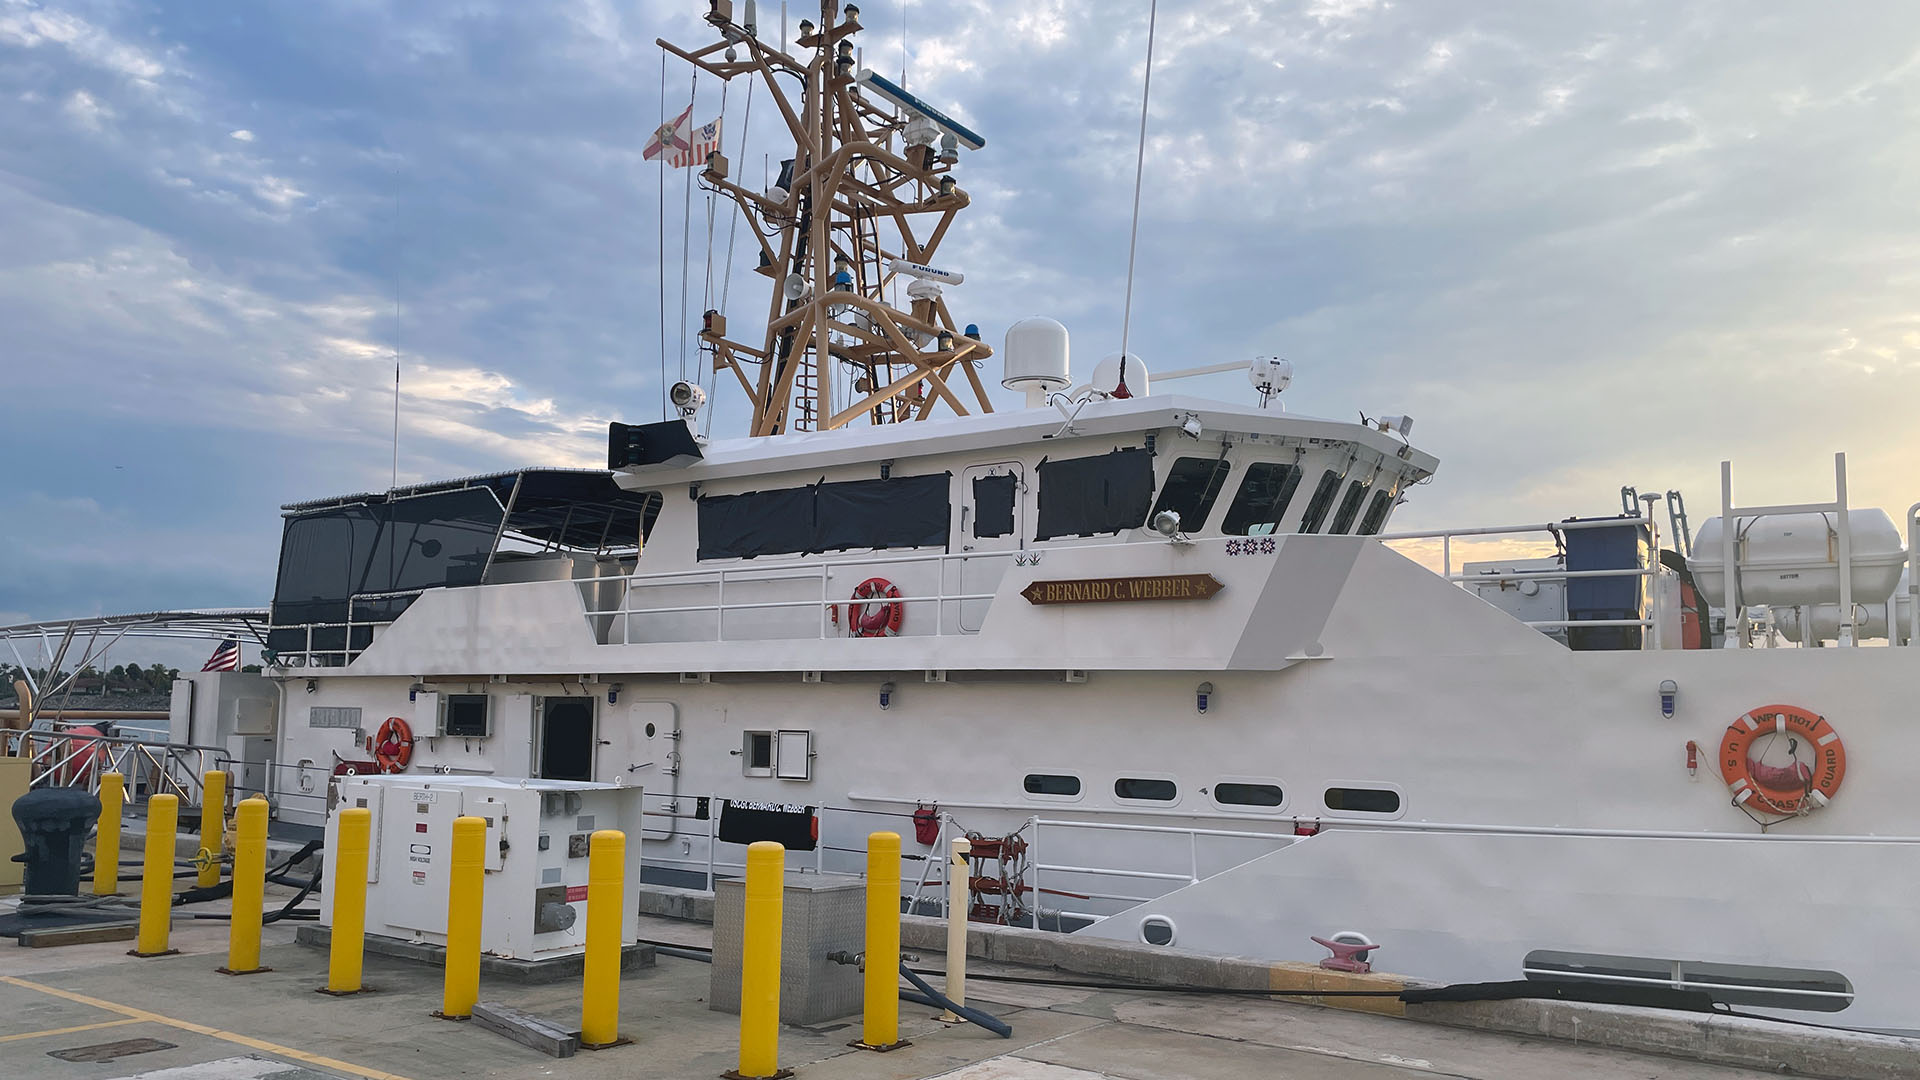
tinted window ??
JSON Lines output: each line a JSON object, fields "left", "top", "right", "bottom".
{"left": 1114, "top": 777, "right": 1177, "bottom": 801}
{"left": 1329, "top": 480, "right": 1369, "bottom": 534}
{"left": 1150, "top": 457, "right": 1232, "bottom": 533}
{"left": 1024, "top": 774, "right": 1081, "bottom": 796}
{"left": 1324, "top": 787, "right": 1400, "bottom": 813}
{"left": 698, "top": 473, "right": 951, "bottom": 559}
{"left": 1035, "top": 448, "right": 1156, "bottom": 540}
{"left": 972, "top": 474, "right": 1016, "bottom": 538}
{"left": 1221, "top": 463, "right": 1304, "bottom": 535}
{"left": 1358, "top": 489, "right": 1395, "bottom": 535}
{"left": 1214, "top": 782, "right": 1284, "bottom": 807}
{"left": 1297, "top": 470, "right": 1343, "bottom": 533}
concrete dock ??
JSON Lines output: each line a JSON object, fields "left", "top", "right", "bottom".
{"left": 0, "top": 890, "right": 1831, "bottom": 1080}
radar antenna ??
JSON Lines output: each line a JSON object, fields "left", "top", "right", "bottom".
{"left": 662, "top": 2, "right": 996, "bottom": 436}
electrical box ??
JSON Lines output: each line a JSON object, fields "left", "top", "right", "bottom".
{"left": 321, "top": 775, "right": 643, "bottom": 961}
{"left": 1463, "top": 556, "right": 1568, "bottom": 643}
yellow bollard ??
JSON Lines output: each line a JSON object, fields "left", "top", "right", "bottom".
{"left": 858, "top": 831, "right": 906, "bottom": 1050}
{"left": 737, "top": 840, "right": 785, "bottom": 1079}
{"left": 437, "top": 815, "right": 488, "bottom": 1019}
{"left": 197, "top": 769, "right": 227, "bottom": 888}
{"left": 941, "top": 836, "right": 971, "bottom": 1022}
{"left": 95, "top": 771, "right": 124, "bottom": 896}
{"left": 323, "top": 806, "right": 371, "bottom": 995}
{"left": 220, "top": 797, "right": 271, "bottom": 975}
{"left": 129, "top": 793, "right": 178, "bottom": 957}
{"left": 580, "top": 829, "right": 629, "bottom": 1048}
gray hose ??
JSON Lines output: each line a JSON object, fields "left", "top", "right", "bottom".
{"left": 900, "top": 963, "right": 1012, "bottom": 1038}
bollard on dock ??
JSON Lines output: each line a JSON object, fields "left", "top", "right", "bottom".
{"left": 219, "top": 796, "right": 271, "bottom": 975}
{"left": 197, "top": 769, "right": 227, "bottom": 888}
{"left": 579, "top": 829, "right": 629, "bottom": 1049}
{"left": 321, "top": 806, "right": 371, "bottom": 995}
{"left": 436, "top": 815, "right": 487, "bottom": 1019}
{"left": 857, "top": 831, "right": 907, "bottom": 1051}
{"left": 732, "top": 840, "right": 787, "bottom": 1080}
{"left": 94, "top": 771, "right": 123, "bottom": 896}
{"left": 129, "top": 793, "right": 178, "bottom": 958}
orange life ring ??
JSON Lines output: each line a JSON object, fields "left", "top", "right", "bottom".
{"left": 1719, "top": 704, "right": 1845, "bottom": 816}
{"left": 830, "top": 577, "right": 905, "bottom": 637}
{"left": 366, "top": 716, "right": 414, "bottom": 774}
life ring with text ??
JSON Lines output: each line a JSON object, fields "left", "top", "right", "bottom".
{"left": 831, "top": 577, "right": 905, "bottom": 637}
{"left": 1719, "top": 704, "right": 1845, "bottom": 816}
{"left": 366, "top": 716, "right": 415, "bottom": 774}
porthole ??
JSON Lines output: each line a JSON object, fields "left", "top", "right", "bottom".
{"left": 1114, "top": 777, "right": 1177, "bottom": 802}
{"left": 644, "top": 722, "right": 657, "bottom": 738}
{"left": 1024, "top": 773, "right": 1081, "bottom": 797}
{"left": 1324, "top": 786, "right": 1401, "bottom": 814}
{"left": 1139, "top": 915, "right": 1177, "bottom": 947}
{"left": 1214, "top": 782, "right": 1284, "bottom": 808}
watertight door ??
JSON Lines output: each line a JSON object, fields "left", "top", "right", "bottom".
{"left": 959, "top": 463, "right": 1024, "bottom": 631}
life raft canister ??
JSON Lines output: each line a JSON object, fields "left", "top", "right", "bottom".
{"left": 830, "top": 577, "right": 905, "bottom": 637}
{"left": 366, "top": 715, "right": 415, "bottom": 774}
{"left": 1719, "top": 704, "right": 1845, "bottom": 816}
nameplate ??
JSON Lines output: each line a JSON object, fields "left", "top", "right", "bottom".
{"left": 1020, "top": 574, "right": 1224, "bottom": 605}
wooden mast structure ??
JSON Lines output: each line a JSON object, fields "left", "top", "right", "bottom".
{"left": 659, "top": 1, "right": 995, "bottom": 437}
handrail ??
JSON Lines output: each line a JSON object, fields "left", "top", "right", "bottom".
{"left": 1907, "top": 502, "right": 1919, "bottom": 646}
{"left": 4, "top": 727, "right": 233, "bottom": 807}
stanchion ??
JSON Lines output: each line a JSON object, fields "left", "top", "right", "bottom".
{"left": 941, "top": 836, "right": 971, "bottom": 1022}
{"left": 197, "top": 769, "right": 227, "bottom": 888}
{"left": 128, "top": 793, "right": 178, "bottom": 958}
{"left": 729, "top": 841, "right": 789, "bottom": 1080}
{"left": 320, "top": 806, "right": 371, "bottom": 995}
{"left": 856, "top": 831, "right": 907, "bottom": 1051}
{"left": 94, "top": 771, "right": 123, "bottom": 896}
{"left": 580, "top": 829, "right": 629, "bottom": 1049}
{"left": 433, "top": 815, "right": 487, "bottom": 1018}
{"left": 219, "top": 796, "right": 271, "bottom": 975}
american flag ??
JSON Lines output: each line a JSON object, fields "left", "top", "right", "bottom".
{"left": 202, "top": 638, "right": 240, "bottom": 672}
{"left": 667, "top": 115, "right": 722, "bottom": 169}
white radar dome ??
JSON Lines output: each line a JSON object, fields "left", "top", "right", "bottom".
{"left": 1091, "top": 352, "right": 1149, "bottom": 398}
{"left": 1250, "top": 356, "right": 1292, "bottom": 396}
{"left": 1002, "top": 317, "right": 1071, "bottom": 394}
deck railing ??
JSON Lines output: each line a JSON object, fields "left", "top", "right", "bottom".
{"left": 4, "top": 726, "right": 232, "bottom": 809}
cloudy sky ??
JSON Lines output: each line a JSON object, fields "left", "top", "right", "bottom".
{"left": 4, "top": 0, "right": 1919, "bottom": 663}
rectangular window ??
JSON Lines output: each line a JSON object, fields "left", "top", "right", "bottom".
{"left": 1324, "top": 786, "right": 1400, "bottom": 814}
{"left": 697, "top": 473, "right": 951, "bottom": 559}
{"left": 442, "top": 694, "right": 490, "bottom": 737}
{"left": 972, "top": 473, "right": 1017, "bottom": 538}
{"left": 1213, "top": 782, "right": 1284, "bottom": 807}
{"left": 1034, "top": 448, "right": 1156, "bottom": 540}
{"left": 1023, "top": 773, "right": 1081, "bottom": 797}
{"left": 1297, "top": 470, "right": 1343, "bottom": 533}
{"left": 743, "top": 731, "right": 774, "bottom": 777}
{"left": 1329, "top": 479, "right": 1370, "bottom": 534}
{"left": 1358, "top": 489, "right": 1396, "bottom": 535}
{"left": 1114, "top": 777, "right": 1177, "bottom": 801}
{"left": 1150, "top": 456, "right": 1232, "bottom": 533}
{"left": 1221, "top": 463, "right": 1304, "bottom": 535}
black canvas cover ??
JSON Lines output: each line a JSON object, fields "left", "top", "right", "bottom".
{"left": 271, "top": 486, "right": 504, "bottom": 630}
{"left": 697, "top": 473, "right": 952, "bottom": 559}
{"left": 1034, "top": 447, "right": 1155, "bottom": 540}
{"left": 718, "top": 799, "right": 818, "bottom": 850}
{"left": 972, "top": 473, "right": 1016, "bottom": 538}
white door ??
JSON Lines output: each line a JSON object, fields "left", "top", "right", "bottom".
{"left": 958, "top": 463, "right": 1025, "bottom": 631}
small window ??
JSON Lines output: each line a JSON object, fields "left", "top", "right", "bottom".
{"left": 442, "top": 694, "right": 490, "bottom": 737}
{"left": 1297, "top": 470, "right": 1343, "bottom": 533}
{"left": 1023, "top": 773, "right": 1081, "bottom": 797}
{"left": 743, "top": 731, "right": 774, "bottom": 777}
{"left": 1324, "top": 786, "right": 1400, "bottom": 814}
{"left": 1329, "top": 480, "right": 1369, "bottom": 534}
{"left": 1114, "top": 777, "right": 1177, "bottom": 801}
{"left": 1214, "top": 782, "right": 1284, "bottom": 807}
{"left": 1150, "top": 457, "right": 1232, "bottom": 533}
{"left": 1358, "top": 489, "right": 1395, "bottom": 536}
{"left": 972, "top": 474, "right": 1017, "bottom": 538}
{"left": 1221, "top": 463, "right": 1304, "bottom": 536}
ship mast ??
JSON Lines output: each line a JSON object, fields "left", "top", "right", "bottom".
{"left": 659, "top": 1, "right": 995, "bottom": 436}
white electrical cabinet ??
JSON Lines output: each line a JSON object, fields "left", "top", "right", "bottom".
{"left": 321, "top": 775, "right": 644, "bottom": 961}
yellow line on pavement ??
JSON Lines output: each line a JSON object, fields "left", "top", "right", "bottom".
{"left": 0, "top": 976, "right": 415, "bottom": 1080}
{"left": 0, "top": 1017, "right": 145, "bottom": 1044}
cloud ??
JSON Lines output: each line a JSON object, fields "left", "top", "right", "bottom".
{"left": 6, "top": 0, "right": 1920, "bottom": 657}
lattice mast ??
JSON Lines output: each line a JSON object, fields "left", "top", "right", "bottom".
{"left": 661, "top": 1, "right": 995, "bottom": 436}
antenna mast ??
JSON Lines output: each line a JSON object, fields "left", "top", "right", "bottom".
{"left": 660, "top": 0, "right": 995, "bottom": 437}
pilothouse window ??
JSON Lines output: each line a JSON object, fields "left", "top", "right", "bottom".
{"left": 1034, "top": 448, "right": 1155, "bottom": 540}
{"left": 1298, "top": 470, "right": 1344, "bottom": 534}
{"left": 1221, "top": 463, "right": 1304, "bottom": 536}
{"left": 698, "top": 473, "right": 951, "bottom": 559}
{"left": 1359, "top": 489, "right": 1396, "bottom": 535}
{"left": 1329, "top": 479, "right": 1370, "bottom": 534}
{"left": 1151, "top": 457, "right": 1232, "bottom": 533}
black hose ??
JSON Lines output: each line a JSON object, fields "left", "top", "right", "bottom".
{"left": 900, "top": 964, "right": 1012, "bottom": 1038}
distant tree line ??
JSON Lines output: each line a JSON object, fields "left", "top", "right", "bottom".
{"left": 1, "top": 663, "right": 183, "bottom": 695}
